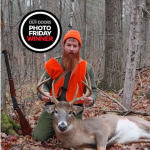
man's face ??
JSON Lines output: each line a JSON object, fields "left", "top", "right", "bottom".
{"left": 62, "top": 38, "right": 81, "bottom": 71}
{"left": 63, "top": 38, "right": 81, "bottom": 58}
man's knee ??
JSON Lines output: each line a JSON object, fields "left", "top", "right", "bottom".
{"left": 32, "top": 130, "right": 54, "bottom": 141}
{"left": 32, "top": 111, "right": 54, "bottom": 141}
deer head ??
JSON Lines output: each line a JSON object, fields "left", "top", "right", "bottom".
{"left": 37, "top": 71, "right": 92, "bottom": 133}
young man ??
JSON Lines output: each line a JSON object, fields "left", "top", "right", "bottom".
{"left": 32, "top": 30, "right": 98, "bottom": 141}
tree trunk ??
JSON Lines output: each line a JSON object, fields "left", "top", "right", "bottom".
{"left": 34, "top": 54, "right": 38, "bottom": 83}
{"left": 8, "top": 0, "right": 14, "bottom": 61}
{"left": 81, "top": 0, "right": 87, "bottom": 60}
{"left": 100, "top": 0, "right": 123, "bottom": 91}
{"left": 138, "top": 0, "right": 149, "bottom": 68}
{"left": 23, "top": 48, "right": 27, "bottom": 78}
{"left": 122, "top": 0, "right": 146, "bottom": 109}
{"left": 17, "top": 0, "right": 22, "bottom": 16}
{"left": 145, "top": 0, "right": 150, "bottom": 66}
{"left": 68, "top": 0, "right": 74, "bottom": 30}
{"left": 1, "top": 9, "right": 7, "bottom": 113}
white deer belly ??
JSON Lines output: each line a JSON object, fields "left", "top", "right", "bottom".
{"left": 115, "top": 118, "right": 145, "bottom": 144}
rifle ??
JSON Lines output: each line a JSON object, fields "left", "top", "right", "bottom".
{"left": 2, "top": 50, "right": 32, "bottom": 136}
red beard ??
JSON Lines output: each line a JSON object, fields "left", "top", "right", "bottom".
{"left": 62, "top": 50, "right": 80, "bottom": 71}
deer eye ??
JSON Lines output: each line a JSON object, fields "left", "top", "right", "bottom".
{"left": 68, "top": 110, "right": 71, "bottom": 114}
{"left": 55, "top": 110, "right": 58, "bottom": 114}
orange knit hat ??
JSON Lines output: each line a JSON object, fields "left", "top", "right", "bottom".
{"left": 63, "top": 30, "right": 82, "bottom": 46}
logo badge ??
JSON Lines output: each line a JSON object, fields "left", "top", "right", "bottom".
{"left": 19, "top": 10, "right": 62, "bottom": 53}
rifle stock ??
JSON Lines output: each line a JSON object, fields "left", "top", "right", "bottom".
{"left": 2, "top": 50, "right": 32, "bottom": 136}
{"left": 16, "top": 109, "right": 32, "bottom": 136}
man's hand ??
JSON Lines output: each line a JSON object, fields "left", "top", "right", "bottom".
{"left": 81, "top": 96, "right": 93, "bottom": 107}
{"left": 42, "top": 92, "right": 51, "bottom": 102}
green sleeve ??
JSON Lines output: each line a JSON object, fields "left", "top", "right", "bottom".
{"left": 86, "top": 63, "right": 98, "bottom": 106}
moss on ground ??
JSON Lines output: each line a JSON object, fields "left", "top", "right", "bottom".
{"left": 1, "top": 111, "right": 21, "bottom": 136}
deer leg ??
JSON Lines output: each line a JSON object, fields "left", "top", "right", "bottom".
{"left": 140, "top": 132, "right": 150, "bottom": 139}
{"left": 97, "top": 147, "right": 105, "bottom": 150}
{"left": 79, "top": 148, "right": 96, "bottom": 150}
{"left": 95, "top": 131, "right": 108, "bottom": 150}
{"left": 106, "top": 134, "right": 118, "bottom": 148}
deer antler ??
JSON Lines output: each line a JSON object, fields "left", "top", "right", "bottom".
{"left": 37, "top": 71, "right": 59, "bottom": 104}
{"left": 69, "top": 73, "right": 92, "bottom": 106}
{"left": 37, "top": 70, "right": 70, "bottom": 105}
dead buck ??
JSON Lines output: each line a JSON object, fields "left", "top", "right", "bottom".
{"left": 37, "top": 72, "right": 150, "bottom": 150}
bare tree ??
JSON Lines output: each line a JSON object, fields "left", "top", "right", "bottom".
{"left": 1, "top": 9, "right": 7, "bottom": 112}
{"left": 138, "top": 0, "right": 150, "bottom": 68}
{"left": 81, "top": 0, "right": 87, "bottom": 60}
{"left": 122, "top": 0, "right": 146, "bottom": 109}
{"left": 100, "top": 0, "right": 123, "bottom": 91}
{"left": 8, "top": 0, "right": 14, "bottom": 61}
{"left": 68, "top": 0, "right": 74, "bottom": 30}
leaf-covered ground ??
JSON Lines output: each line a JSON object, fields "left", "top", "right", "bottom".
{"left": 1, "top": 69, "right": 150, "bottom": 150}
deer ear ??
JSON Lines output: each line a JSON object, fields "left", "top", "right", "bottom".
{"left": 44, "top": 105, "right": 55, "bottom": 114}
{"left": 72, "top": 106, "right": 83, "bottom": 114}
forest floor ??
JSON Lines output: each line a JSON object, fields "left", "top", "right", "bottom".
{"left": 1, "top": 69, "right": 150, "bottom": 150}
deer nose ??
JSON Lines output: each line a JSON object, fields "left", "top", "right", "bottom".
{"left": 58, "top": 122, "right": 67, "bottom": 132}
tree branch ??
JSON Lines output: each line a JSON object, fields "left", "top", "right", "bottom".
{"left": 85, "top": 107, "right": 150, "bottom": 116}
{"left": 138, "top": 71, "right": 143, "bottom": 88}
{"left": 98, "top": 88, "right": 128, "bottom": 111}
{"left": 96, "top": 89, "right": 150, "bottom": 116}
{"left": 143, "top": 8, "right": 150, "bottom": 15}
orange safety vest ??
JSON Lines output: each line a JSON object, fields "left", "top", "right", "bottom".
{"left": 45, "top": 57, "right": 87, "bottom": 104}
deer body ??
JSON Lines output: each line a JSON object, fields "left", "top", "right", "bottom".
{"left": 45, "top": 102, "right": 150, "bottom": 150}
{"left": 37, "top": 73, "right": 150, "bottom": 150}
{"left": 53, "top": 108, "right": 108, "bottom": 149}
{"left": 54, "top": 117, "right": 98, "bottom": 149}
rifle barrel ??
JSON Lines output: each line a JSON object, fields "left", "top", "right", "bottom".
{"left": 2, "top": 50, "right": 12, "bottom": 78}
